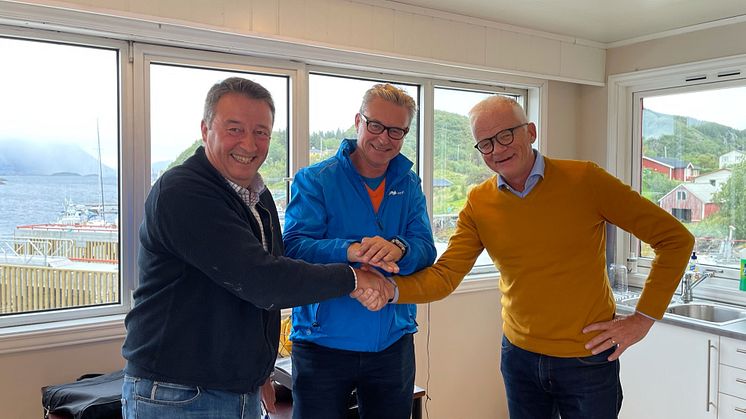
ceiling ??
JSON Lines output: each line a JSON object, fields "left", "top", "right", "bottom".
{"left": 382, "top": 0, "right": 746, "bottom": 44}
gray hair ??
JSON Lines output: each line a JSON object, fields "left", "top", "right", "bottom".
{"left": 203, "top": 77, "right": 275, "bottom": 127}
{"left": 468, "top": 95, "right": 527, "bottom": 126}
{"left": 360, "top": 83, "right": 417, "bottom": 125}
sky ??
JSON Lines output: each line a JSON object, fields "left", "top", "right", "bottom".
{"left": 643, "top": 87, "right": 746, "bottom": 130}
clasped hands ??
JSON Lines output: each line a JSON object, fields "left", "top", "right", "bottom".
{"left": 346, "top": 236, "right": 402, "bottom": 311}
{"left": 347, "top": 236, "right": 403, "bottom": 274}
{"left": 349, "top": 265, "right": 395, "bottom": 311}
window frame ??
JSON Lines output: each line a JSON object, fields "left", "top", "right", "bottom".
{"left": 0, "top": 27, "right": 132, "bottom": 330}
{"left": 608, "top": 54, "right": 746, "bottom": 305}
{"left": 0, "top": 7, "right": 546, "bottom": 344}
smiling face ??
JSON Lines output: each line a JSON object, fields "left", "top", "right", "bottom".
{"left": 351, "top": 97, "right": 410, "bottom": 178}
{"left": 201, "top": 93, "right": 273, "bottom": 188}
{"left": 471, "top": 100, "right": 537, "bottom": 191}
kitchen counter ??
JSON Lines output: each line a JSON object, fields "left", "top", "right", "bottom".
{"left": 616, "top": 298, "right": 746, "bottom": 341}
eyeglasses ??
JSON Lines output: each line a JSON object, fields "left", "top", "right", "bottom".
{"left": 473, "top": 123, "right": 529, "bottom": 155}
{"left": 360, "top": 114, "right": 409, "bottom": 140}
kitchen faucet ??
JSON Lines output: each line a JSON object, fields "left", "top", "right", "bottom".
{"left": 680, "top": 270, "right": 716, "bottom": 303}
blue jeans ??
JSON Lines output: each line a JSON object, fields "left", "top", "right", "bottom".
{"left": 500, "top": 335, "right": 623, "bottom": 419}
{"left": 291, "top": 333, "right": 415, "bottom": 419}
{"left": 121, "top": 375, "right": 262, "bottom": 419}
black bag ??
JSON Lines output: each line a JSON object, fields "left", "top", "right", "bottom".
{"left": 42, "top": 370, "right": 124, "bottom": 419}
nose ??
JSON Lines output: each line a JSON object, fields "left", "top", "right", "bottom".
{"left": 239, "top": 134, "right": 258, "bottom": 151}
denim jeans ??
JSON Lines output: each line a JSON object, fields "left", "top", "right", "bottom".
{"left": 121, "top": 375, "right": 262, "bottom": 419}
{"left": 291, "top": 333, "right": 415, "bottom": 419}
{"left": 500, "top": 335, "right": 623, "bottom": 419}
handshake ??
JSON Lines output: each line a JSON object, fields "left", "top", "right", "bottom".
{"left": 349, "top": 265, "right": 396, "bottom": 311}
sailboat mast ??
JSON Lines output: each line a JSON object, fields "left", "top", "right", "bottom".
{"left": 96, "top": 119, "right": 106, "bottom": 223}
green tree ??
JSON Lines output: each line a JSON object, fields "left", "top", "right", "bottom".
{"left": 641, "top": 168, "right": 680, "bottom": 203}
{"left": 712, "top": 161, "right": 746, "bottom": 240}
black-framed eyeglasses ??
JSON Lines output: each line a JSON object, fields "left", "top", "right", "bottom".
{"left": 473, "top": 123, "right": 529, "bottom": 155}
{"left": 360, "top": 114, "right": 409, "bottom": 140}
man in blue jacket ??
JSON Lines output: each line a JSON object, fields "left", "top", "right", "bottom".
{"left": 284, "top": 83, "right": 437, "bottom": 419}
{"left": 121, "top": 77, "right": 390, "bottom": 419}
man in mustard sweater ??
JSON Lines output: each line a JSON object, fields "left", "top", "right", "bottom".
{"left": 390, "top": 96, "right": 694, "bottom": 418}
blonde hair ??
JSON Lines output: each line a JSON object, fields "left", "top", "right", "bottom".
{"left": 360, "top": 83, "right": 417, "bottom": 125}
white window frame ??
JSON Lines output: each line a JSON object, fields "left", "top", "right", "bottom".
{"left": 0, "top": 3, "right": 548, "bottom": 349}
{"left": 608, "top": 54, "right": 746, "bottom": 306}
{"left": 0, "top": 27, "right": 133, "bottom": 333}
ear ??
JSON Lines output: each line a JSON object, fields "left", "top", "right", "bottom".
{"left": 527, "top": 122, "right": 538, "bottom": 144}
{"left": 354, "top": 113, "right": 362, "bottom": 131}
{"left": 200, "top": 120, "right": 209, "bottom": 143}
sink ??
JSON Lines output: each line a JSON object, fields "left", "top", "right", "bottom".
{"left": 666, "top": 303, "right": 746, "bottom": 325}
{"left": 618, "top": 297, "right": 640, "bottom": 307}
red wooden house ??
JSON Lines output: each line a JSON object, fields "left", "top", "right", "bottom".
{"left": 643, "top": 156, "right": 700, "bottom": 181}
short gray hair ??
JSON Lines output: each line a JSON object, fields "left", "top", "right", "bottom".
{"left": 468, "top": 95, "right": 526, "bottom": 126}
{"left": 203, "top": 77, "right": 275, "bottom": 127}
{"left": 360, "top": 83, "right": 417, "bottom": 125}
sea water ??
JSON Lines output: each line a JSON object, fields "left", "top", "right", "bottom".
{"left": 0, "top": 174, "right": 118, "bottom": 237}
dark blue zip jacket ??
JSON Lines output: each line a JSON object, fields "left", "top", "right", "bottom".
{"left": 122, "top": 146, "right": 355, "bottom": 393}
{"left": 284, "top": 139, "right": 436, "bottom": 352}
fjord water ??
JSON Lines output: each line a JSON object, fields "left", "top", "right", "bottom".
{"left": 0, "top": 174, "right": 118, "bottom": 237}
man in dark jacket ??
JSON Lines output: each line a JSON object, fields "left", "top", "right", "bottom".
{"left": 121, "top": 77, "right": 389, "bottom": 419}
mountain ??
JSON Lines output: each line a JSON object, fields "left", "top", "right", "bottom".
{"left": 0, "top": 140, "right": 116, "bottom": 176}
{"left": 642, "top": 109, "right": 746, "bottom": 171}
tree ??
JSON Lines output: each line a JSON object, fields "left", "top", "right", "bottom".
{"left": 641, "top": 168, "right": 680, "bottom": 203}
{"left": 712, "top": 161, "right": 746, "bottom": 240}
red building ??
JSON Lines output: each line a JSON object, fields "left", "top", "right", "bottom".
{"left": 643, "top": 156, "right": 700, "bottom": 181}
{"left": 658, "top": 183, "right": 719, "bottom": 222}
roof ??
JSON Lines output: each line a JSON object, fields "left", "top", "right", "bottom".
{"left": 433, "top": 178, "right": 454, "bottom": 188}
{"left": 644, "top": 156, "right": 692, "bottom": 169}
{"left": 660, "top": 183, "right": 718, "bottom": 204}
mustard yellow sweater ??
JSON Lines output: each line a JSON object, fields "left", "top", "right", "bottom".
{"left": 395, "top": 158, "right": 694, "bottom": 357}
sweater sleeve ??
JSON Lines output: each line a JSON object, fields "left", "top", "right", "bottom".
{"left": 146, "top": 176, "right": 355, "bottom": 310}
{"left": 586, "top": 162, "right": 694, "bottom": 318}
{"left": 394, "top": 190, "right": 486, "bottom": 303}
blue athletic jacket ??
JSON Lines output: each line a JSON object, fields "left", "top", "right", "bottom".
{"left": 284, "top": 139, "right": 436, "bottom": 352}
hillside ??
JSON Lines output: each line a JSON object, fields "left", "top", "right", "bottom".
{"left": 0, "top": 140, "right": 117, "bottom": 176}
{"left": 642, "top": 109, "right": 746, "bottom": 171}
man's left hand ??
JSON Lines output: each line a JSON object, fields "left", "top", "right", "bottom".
{"left": 582, "top": 311, "right": 655, "bottom": 361}
{"left": 260, "top": 377, "right": 276, "bottom": 413}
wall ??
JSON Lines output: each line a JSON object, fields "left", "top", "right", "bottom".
{"left": 8, "top": 0, "right": 605, "bottom": 85}
{"left": 0, "top": 339, "right": 125, "bottom": 419}
{"left": 414, "top": 287, "right": 505, "bottom": 419}
{"left": 545, "top": 80, "right": 580, "bottom": 160}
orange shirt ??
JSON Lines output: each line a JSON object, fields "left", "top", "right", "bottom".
{"left": 365, "top": 178, "right": 386, "bottom": 213}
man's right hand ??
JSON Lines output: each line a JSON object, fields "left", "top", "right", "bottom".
{"left": 347, "top": 241, "right": 400, "bottom": 273}
{"left": 349, "top": 266, "right": 395, "bottom": 311}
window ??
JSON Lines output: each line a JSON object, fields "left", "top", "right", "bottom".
{"left": 308, "top": 73, "right": 419, "bottom": 167}
{"left": 1, "top": 22, "right": 534, "bottom": 333}
{"left": 148, "top": 62, "right": 290, "bottom": 217}
{"left": 432, "top": 87, "right": 526, "bottom": 267}
{"left": 637, "top": 86, "right": 746, "bottom": 274}
{"left": 0, "top": 36, "right": 122, "bottom": 323}
{"left": 610, "top": 59, "right": 746, "bottom": 299}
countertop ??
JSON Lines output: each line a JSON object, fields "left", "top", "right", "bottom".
{"left": 616, "top": 298, "right": 746, "bottom": 341}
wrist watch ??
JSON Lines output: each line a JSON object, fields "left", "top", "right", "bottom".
{"left": 390, "top": 237, "right": 408, "bottom": 257}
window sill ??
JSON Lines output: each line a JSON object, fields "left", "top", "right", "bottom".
{"left": 0, "top": 314, "right": 126, "bottom": 355}
{"left": 0, "top": 273, "right": 499, "bottom": 355}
